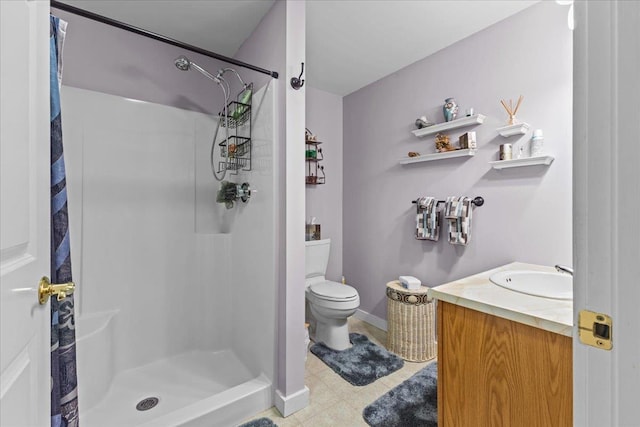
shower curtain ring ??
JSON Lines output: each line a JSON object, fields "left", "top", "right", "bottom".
{"left": 291, "top": 62, "right": 305, "bottom": 90}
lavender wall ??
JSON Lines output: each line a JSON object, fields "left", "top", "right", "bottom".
{"left": 306, "top": 87, "right": 343, "bottom": 282}
{"left": 343, "top": 2, "right": 573, "bottom": 320}
{"left": 234, "top": 0, "right": 288, "bottom": 396}
{"left": 234, "top": 1, "right": 286, "bottom": 94}
{"left": 52, "top": 7, "right": 227, "bottom": 114}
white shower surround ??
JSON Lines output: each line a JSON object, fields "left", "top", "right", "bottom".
{"left": 62, "top": 83, "right": 276, "bottom": 426}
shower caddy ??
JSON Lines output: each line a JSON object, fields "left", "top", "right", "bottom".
{"left": 214, "top": 84, "right": 255, "bottom": 208}
{"left": 217, "top": 83, "right": 253, "bottom": 175}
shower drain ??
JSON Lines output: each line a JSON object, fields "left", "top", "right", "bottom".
{"left": 136, "top": 397, "right": 159, "bottom": 411}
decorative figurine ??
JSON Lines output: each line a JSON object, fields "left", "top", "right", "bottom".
{"left": 500, "top": 95, "right": 524, "bottom": 125}
{"left": 435, "top": 133, "right": 454, "bottom": 152}
{"left": 443, "top": 98, "right": 459, "bottom": 122}
{"left": 415, "top": 116, "right": 434, "bottom": 129}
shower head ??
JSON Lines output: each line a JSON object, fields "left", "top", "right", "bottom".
{"left": 174, "top": 55, "right": 222, "bottom": 84}
{"left": 174, "top": 55, "right": 191, "bottom": 71}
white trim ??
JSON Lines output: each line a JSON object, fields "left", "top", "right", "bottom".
{"left": 280, "top": 0, "right": 307, "bottom": 412}
{"left": 573, "top": 1, "right": 640, "bottom": 424}
{"left": 274, "top": 386, "right": 309, "bottom": 418}
{"left": 354, "top": 309, "right": 387, "bottom": 331}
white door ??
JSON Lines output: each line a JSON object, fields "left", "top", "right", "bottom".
{"left": 573, "top": 1, "right": 640, "bottom": 425}
{"left": 0, "top": 0, "right": 51, "bottom": 425}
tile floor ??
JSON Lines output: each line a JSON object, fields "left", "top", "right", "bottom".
{"left": 239, "top": 318, "right": 436, "bottom": 427}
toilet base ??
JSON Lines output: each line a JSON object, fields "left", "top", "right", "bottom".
{"left": 315, "top": 316, "right": 352, "bottom": 351}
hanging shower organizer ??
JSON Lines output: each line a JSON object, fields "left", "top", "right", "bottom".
{"left": 217, "top": 83, "right": 253, "bottom": 175}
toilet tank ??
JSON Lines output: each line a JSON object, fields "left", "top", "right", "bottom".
{"left": 305, "top": 239, "right": 330, "bottom": 279}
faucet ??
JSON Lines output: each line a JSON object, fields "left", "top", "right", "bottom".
{"left": 555, "top": 265, "right": 574, "bottom": 276}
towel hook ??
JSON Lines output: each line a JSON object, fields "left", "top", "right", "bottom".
{"left": 291, "top": 62, "right": 305, "bottom": 90}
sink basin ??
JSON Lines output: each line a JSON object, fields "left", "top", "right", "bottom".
{"left": 489, "top": 270, "right": 573, "bottom": 300}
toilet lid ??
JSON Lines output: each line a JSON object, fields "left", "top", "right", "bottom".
{"left": 309, "top": 281, "right": 358, "bottom": 301}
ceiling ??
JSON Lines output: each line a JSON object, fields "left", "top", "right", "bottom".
{"left": 58, "top": 0, "right": 539, "bottom": 96}
{"left": 306, "top": 1, "right": 538, "bottom": 95}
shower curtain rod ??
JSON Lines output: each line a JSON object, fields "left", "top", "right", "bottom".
{"left": 50, "top": 0, "right": 279, "bottom": 79}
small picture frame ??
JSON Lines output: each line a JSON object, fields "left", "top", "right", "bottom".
{"left": 305, "top": 224, "right": 321, "bottom": 241}
{"left": 459, "top": 132, "right": 477, "bottom": 149}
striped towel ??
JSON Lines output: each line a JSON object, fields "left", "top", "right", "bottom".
{"left": 416, "top": 197, "right": 440, "bottom": 241}
{"left": 444, "top": 196, "right": 473, "bottom": 245}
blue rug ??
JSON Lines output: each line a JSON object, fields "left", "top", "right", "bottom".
{"left": 310, "top": 333, "right": 404, "bottom": 386}
{"left": 362, "top": 362, "right": 438, "bottom": 427}
{"left": 237, "top": 417, "right": 277, "bottom": 427}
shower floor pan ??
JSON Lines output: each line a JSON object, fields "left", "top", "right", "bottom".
{"left": 82, "top": 350, "right": 271, "bottom": 427}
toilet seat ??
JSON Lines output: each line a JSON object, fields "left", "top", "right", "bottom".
{"left": 309, "top": 281, "right": 358, "bottom": 302}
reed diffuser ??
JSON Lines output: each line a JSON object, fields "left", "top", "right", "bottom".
{"left": 500, "top": 95, "right": 524, "bottom": 125}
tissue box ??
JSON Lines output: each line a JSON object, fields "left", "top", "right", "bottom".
{"left": 399, "top": 275, "right": 422, "bottom": 290}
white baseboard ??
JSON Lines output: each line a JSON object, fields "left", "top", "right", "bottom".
{"left": 354, "top": 309, "right": 387, "bottom": 331}
{"left": 274, "top": 386, "right": 309, "bottom": 417}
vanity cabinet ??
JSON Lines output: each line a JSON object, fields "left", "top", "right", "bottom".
{"left": 437, "top": 301, "right": 572, "bottom": 427}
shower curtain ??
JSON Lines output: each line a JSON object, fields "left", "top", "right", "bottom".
{"left": 50, "top": 15, "right": 79, "bottom": 427}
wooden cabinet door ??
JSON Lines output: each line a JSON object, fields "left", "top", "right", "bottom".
{"left": 438, "top": 302, "right": 572, "bottom": 427}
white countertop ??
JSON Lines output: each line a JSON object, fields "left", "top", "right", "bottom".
{"left": 427, "top": 262, "right": 573, "bottom": 337}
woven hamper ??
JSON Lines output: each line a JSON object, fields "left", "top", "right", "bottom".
{"left": 386, "top": 280, "right": 436, "bottom": 362}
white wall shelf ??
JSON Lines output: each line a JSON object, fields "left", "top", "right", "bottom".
{"left": 411, "top": 114, "right": 486, "bottom": 137}
{"left": 399, "top": 149, "right": 476, "bottom": 164}
{"left": 496, "top": 122, "right": 530, "bottom": 137}
{"left": 489, "top": 155, "right": 554, "bottom": 169}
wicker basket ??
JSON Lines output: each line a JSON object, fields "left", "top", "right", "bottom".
{"left": 386, "top": 280, "right": 436, "bottom": 362}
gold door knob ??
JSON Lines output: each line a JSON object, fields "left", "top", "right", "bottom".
{"left": 38, "top": 276, "right": 75, "bottom": 305}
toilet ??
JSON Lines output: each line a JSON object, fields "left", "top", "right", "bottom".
{"left": 305, "top": 239, "right": 360, "bottom": 351}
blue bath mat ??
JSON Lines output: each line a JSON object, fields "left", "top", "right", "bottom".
{"left": 362, "top": 362, "right": 438, "bottom": 427}
{"left": 310, "top": 333, "right": 404, "bottom": 386}
{"left": 237, "top": 417, "right": 277, "bottom": 427}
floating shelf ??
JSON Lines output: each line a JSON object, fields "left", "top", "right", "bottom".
{"left": 399, "top": 149, "right": 477, "bottom": 164}
{"left": 489, "top": 155, "right": 555, "bottom": 169}
{"left": 497, "top": 122, "right": 530, "bottom": 137}
{"left": 411, "top": 114, "right": 486, "bottom": 138}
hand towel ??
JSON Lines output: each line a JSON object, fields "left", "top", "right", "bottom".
{"left": 416, "top": 197, "right": 440, "bottom": 241}
{"left": 444, "top": 196, "right": 473, "bottom": 245}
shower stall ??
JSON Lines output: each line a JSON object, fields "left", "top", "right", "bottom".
{"left": 62, "top": 64, "right": 277, "bottom": 426}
